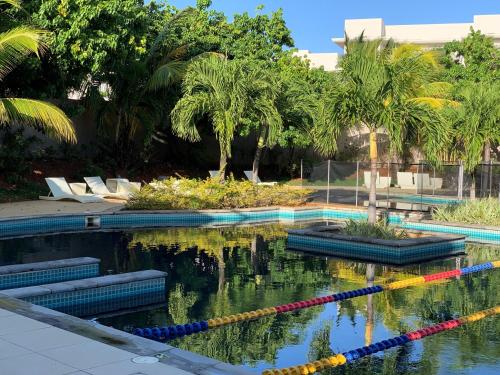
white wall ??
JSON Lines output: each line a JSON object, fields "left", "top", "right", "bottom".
{"left": 333, "top": 14, "right": 500, "bottom": 49}
{"left": 293, "top": 50, "right": 339, "bottom": 72}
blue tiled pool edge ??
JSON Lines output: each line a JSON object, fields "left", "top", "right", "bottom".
{"left": 0, "top": 263, "right": 99, "bottom": 290}
{"left": 0, "top": 207, "right": 499, "bottom": 243}
{"left": 287, "top": 234, "right": 465, "bottom": 265}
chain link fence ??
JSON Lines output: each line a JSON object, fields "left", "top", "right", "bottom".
{"left": 297, "top": 160, "right": 500, "bottom": 210}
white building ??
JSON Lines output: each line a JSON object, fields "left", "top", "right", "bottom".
{"left": 293, "top": 50, "right": 339, "bottom": 71}
{"left": 296, "top": 14, "right": 500, "bottom": 71}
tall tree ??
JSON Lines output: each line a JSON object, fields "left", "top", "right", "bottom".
{"left": 244, "top": 66, "right": 282, "bottom": 183}
{"left": 313, "top": 38, "right": 450, "bottom": 224}
{"left": 448, "top": 81, "right": 500, "bottom": 199}
{"left": 442, "top": 29, "right": 499, "bottom": 84}
{"left": 83, "top": 8, "right": 201, "bottom": 170}
{"left": 0, "top": 0, "right": 75, "bottom": 142}
{"left": 171, "top": 55, "right": 247, "bottom": 181}
{"left": 442, "top": 29, "right": 499, "bottom": 195}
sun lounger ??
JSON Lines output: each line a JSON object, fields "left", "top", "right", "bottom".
{"left": 430, "top": 177, "right": 443, "bottom": 189}
{"left": 84, "top": 176, "right": 130, "bottom": 199}
{"left": 244, "top": 171, "right": 277, "bottom": 186}
{"left": 414, "top": 173, "right": 431, "bottom": 189}
{"left": 397, "top": 172, "right": 415, "bottom": 189}
{"left": 39, "top": 178, "right": 104, "bottom": 203}
{"left": 209, "top": 170, "right": 219, "bottom": 178}
{"left": 363, "top": 171, "right": 391, "bottom": 189}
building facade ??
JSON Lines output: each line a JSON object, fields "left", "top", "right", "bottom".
{"left": 296, "top": 14, "right": 500, "bottom": 71}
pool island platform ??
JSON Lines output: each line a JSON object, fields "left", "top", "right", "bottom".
{"left": 287, "top": 225, "right": 466, "bottom": 265}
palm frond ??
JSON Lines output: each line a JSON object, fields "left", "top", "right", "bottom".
{"left": 0, "top": 0, "right": 22, "bottom": 9}
{"left": 171, "top": 92, "right": 211, "bottom": 142}
{"left": 410, "top": 97, "right": 459, "bottom": 109}
{"left": 0, "top": 26, "right": 48, "bottom": 80}
{"left": 0, "top": 98, "right": 76, "bottom": 143}
{"left": 147, "top": 60, "right": 186, "bottom": 91}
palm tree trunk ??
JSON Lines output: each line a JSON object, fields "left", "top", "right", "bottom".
{"left": 252, "top": 126, "right": 267, "bottom": 183}
{"left": 219, "top": 150, "right": 227, "bottom": 183}
{"left": 481, "top": 141, "right": 491, "bottom": 197}
{"left": 368, "top": 130, "right": 378, "bottom": 224}
{"left": 115, "top": 108, "right": 122, "bottom": 144}
{"left": 365, "top": 263, "right": 375, "bottom": 346}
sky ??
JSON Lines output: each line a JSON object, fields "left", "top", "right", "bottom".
{"left": 168, "top": 0, "right": 500, "bottom": 52}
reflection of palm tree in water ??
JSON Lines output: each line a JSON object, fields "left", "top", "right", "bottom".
{"left": 365, "top": 263, "right": 375, "bottom": 346}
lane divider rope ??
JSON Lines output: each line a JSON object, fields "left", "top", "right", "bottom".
{"left": 262, "top": 306, "right": 500, "bottom": 374}
{"left": 132, "top": 260, "right": 499, "bottom": 341}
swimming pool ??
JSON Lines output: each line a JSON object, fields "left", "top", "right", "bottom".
{"left": 0, "top": 224, "right": 498, "bottom": 374}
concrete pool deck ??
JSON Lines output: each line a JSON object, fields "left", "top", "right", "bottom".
{"left": 0, "top": 295, "right": 253, "bottom": 375}
{"left": 0, "top": 200, "right": 125, "bottom": 219}
{"left": 0, "top": 307, "right": 193, "bottom": 375}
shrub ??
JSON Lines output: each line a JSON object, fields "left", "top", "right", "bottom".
{"left": 0, "top": 129, "right": 38, "bottom": 184}
{"left": 433, "top": 198, "right": 500, "bottom": 227}
{"left": 126, "top": 177, "right": 313, "bottom": 210}
{"left": 341, "top": 219, "right": 408, "bottom": 240}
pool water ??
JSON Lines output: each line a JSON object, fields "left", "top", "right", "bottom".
{"left": 0, "top": 224, "right": 499, "bottom": 375}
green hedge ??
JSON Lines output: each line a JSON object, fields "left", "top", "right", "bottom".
{"left": 126, "top": 178, "right": 313, "bottom": 210}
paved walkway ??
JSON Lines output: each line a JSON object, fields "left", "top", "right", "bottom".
{"left": 0, "top": 307, "right": 192, "bottom": 375}
{"left": 0, "top": 200, "right": 124, "bottom": 219}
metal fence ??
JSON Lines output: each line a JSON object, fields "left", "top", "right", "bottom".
{"left": 298, "top": 160, "right": 500, "bottom": 209}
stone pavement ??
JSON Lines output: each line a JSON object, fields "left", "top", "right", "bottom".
{"left": 0, "top": 307, "right": 193, "bottom": 375}
{"left": 0, "top": 200, "right": 124, "bottom": 219}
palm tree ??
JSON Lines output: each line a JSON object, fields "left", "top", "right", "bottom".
{"left": 449, "top": 81, "right": 500, "bottom": 199}
{"left": 171, "top": 55, "right": 247, "bottom": 181}
{"left": 84, "top": 9, "right": 194, "bottom": 170}
{"left": 313, "top": 37, "right": 451, "bottom": 224}
{"left": 0, "top": 0, "right": 75, "bottom": 142}
{"left": 247, "top": 68, "right": 283, "bottom": 183}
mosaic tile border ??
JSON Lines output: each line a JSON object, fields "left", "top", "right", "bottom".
{"left": 0, "top": 207, "right": 498, "bottom": 243}
{"left": 287, "top": 234, "right": 465, "bottom": 265}
{"left": 22, "top": 277, "right": 165, "bottom": 317}
{"left": 0, "top": 263, "right": 99, "bottom": 290}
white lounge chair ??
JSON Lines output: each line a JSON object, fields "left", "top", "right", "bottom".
{"left": 244, "top": 171, "right": 277, "bottom": 186}
{"left": 431, "top": 177, "right": 443, "bottom": 190}
{"left": 84, "top": 176, "right": 130, "bottom": 200}
{"left": 209, "top": 170, "right": 219, "bottom": 178}
{"left": 40, "top": 178, "right": 104, "bottom": 203}
{"left": 363, "top": 171, "right": 391, "bottom": 189}
{"left": 414, "top": 173, "right": 432, "bottom": 189}
{"left": 105, "top": 178, "right": 141, "bottom": 194}
{"left": 397, "top": 172, "right": 415, "bottom": 189}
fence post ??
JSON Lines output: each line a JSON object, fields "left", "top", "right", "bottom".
{"left": 386, "top": 161, "right": 390, "bottom": 210}
{"left": 458, "top": 161, "right": 464, "bottom": 200}
{"left": 415, "top": 162, "right": 420, "bottom": 196}
{"left": 355, "top": 160, "right": 359, "bottom": 207}
{"left": 489, "top": 160, "right": 493, "bottom": 198}
{"left": 419, "top": 161, "right": 423, "bottom": 207}
{"left": 326, "top": 160, "right": 331, "bottom": 205}
{"left": 432, "top": 166, "right": 436, "bottom": 196}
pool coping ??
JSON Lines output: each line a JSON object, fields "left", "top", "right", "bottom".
{"left": 0, "top": 294, "right": 254, "bottom": 375}
{"left": 0, "top": 205, "right": 498, "bottom": 242}
{"left": 407, "top": 219, "right": 500, "bottom": 232}
{"left": 288, "top": 225, "right": 466, "bottom": 247}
